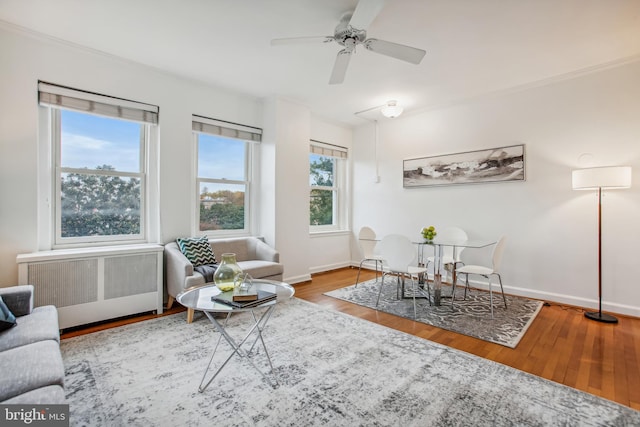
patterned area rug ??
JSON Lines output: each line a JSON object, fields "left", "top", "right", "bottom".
{"left": 60, "top": 298, "right": 640, "bottom": 426}
{"left": 324, "top": 278, "right": 543, "bottom": 348}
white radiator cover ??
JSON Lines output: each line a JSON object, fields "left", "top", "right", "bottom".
{"left": 17, "top": 244, "right": 164, "bottom": 329}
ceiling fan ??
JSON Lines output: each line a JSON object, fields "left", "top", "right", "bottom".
{"left": 271, "top": 0, "right": 426, "bottom": 84}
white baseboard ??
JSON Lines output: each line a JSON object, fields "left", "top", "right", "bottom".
{"left": 454, "top": 277, "right": 640, "bottom": 318}
{"left": 284, "top": 273, "right": 312, "bottom": 285}
{"left": 348, "top": 264, "right": 640, "bottom": 318}
{"left": 309, "top": 261, "right": 352, "bottom": 275}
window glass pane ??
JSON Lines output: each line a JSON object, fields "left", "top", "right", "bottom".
{"left": 61, "top": 110, "right": 141, "bottom": 172}
{"left": 198, "top": 134, "right": 245, "bottom": 180}
{"left": 60, "top": 172, "right": 141, "bottom": 237}
{"left": 309, "top": 154, "right": 335, "bottom": 186}
{"left": 310, "top": 189, "right": 334, "bottom": 226}
{"left": 199, "top": 182, "right": 245, "bottom": 231}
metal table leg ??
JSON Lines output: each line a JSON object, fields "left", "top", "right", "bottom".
{"left": 198, "top": 305, "right": 278, "bottom": 393}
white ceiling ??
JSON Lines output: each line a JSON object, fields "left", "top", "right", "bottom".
{"left": 1, "top": 0, "right": 639, "bottom": 126}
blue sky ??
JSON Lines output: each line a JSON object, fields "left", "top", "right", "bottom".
{"left": 61, "top": 110, "right": 246, "bottom": 183}
{"left": 197, "top": 133, "right": 245, "bottom": 181}
{"left": 61, "top": 110, "right": 141, "bottom": 172}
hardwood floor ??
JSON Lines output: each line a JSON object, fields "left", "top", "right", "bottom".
{"left": 62, "top": 267, "right": 640, "bottom": 410}
{"left": 296, "top": 268, "right": 640, "bottom": 410}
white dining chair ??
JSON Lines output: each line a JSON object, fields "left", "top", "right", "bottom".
{"left": 376, "top": 234, "right": 430, "bottom": 319}
{"left": 424, "top": 226, "right": 468, "bottom": 284}
{"left": 355, "top": 226, "right": 384, "bottom": 287}
{"left": 452, "top": 236, "right": 508, "bottom": 318}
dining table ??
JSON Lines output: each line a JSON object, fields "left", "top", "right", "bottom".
{"left": 360, "top": 235, "right": 498, "bottom": 306}
{"left": 418, "top": 237, "right": 497, "bottom": 305}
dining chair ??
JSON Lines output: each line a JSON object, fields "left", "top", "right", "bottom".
{"left": 376, "top": 234, "right": 430, "bottom": 319}
{"left": 424, "top": 226, "right": 468, "bottom": 284}
{"left": 452, "top": 236, "right": 507, "bottom": 318}
{"left": 355, "top": 226, "right": 384, "bottom": 287}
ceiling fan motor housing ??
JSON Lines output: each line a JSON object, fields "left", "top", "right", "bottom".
{"left": 334, "top": 12, "right": 367, "bottom": 47}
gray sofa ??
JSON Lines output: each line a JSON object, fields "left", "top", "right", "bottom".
{"left": 165, "top": 236, "right": 284, "bottom": 322}
{"left": 0, "top": 285, "right": 66, "bottom": 404}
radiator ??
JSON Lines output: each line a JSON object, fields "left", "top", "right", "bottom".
{"left": 17, "top": 244, "right": 164, "bottom": 329}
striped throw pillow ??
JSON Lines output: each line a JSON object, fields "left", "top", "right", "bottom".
{"left": 176, "top": 236, "right": 216, "bottom": 267}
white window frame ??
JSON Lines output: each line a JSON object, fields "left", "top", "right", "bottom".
{"left": 309, "top": 140, "right": 348, "bottom": 233}
{"left": 38, "top": 82, "right": 159, "bottom": 248}
{"left": 192, "top": 116, "right": 260, "bottom": 237}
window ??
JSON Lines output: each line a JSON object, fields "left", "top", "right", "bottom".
{"left": 193, "top": 116, "right": 260, "bottom": 236}
{"left": 39, "top": 82, "right": 158, "bottom": 246}
{"left": 309, "top": 141, "right": 348, "bottom": 231}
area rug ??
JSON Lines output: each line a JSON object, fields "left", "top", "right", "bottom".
{"left": 325, "top": 278, "right": 542, "bottom": 348}
{"left": 60, "top": 298, "right": 640, "bottom": 426}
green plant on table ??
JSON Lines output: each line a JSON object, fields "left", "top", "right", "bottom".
{"left": 421, "top": 226, "right": 437, "bottom": 242}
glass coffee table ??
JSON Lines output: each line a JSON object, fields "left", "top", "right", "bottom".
{"left": 176, "top": 279, "right": 295, "bottom": 392}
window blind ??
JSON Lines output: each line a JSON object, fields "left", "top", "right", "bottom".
{"left": 38, "top": 82, "right": 158, "bottom": 125}
{"left": 192, "top": 115, "right": 262, "bottom": 142}
{"left": 310, "top": 140, "right": 348, "bottom": 159}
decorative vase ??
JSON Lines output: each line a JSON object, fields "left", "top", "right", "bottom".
{"left": 213, "top": 253, "right": 243, "bottom": 292}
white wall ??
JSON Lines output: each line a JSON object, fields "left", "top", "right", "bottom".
{"left": 0, "top": 25, "right": 260, "bottom": 285}
{"left": 261, "top": 97, "right": 312, "bottom": 283}
{"left": 7, "top": 21, "right": 638, "bottom": 315}
{"left": 309, "top": 116, "right": 353, "bottom": 274}
{"left": 0, "top": 25, "right": 355, "bottom": 288}
{"left": 352, "top": 60, "right": 640, "bottom": 316}
{"left": 260, "top": 103, "right": 354, "bottom": 281}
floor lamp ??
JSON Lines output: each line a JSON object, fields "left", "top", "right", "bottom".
{"left": 572, "top": 166, "right": 632, "bottom": 323}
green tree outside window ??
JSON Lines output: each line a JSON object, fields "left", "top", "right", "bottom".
{"left": 310, "top": 155, "right": 335, "bottom": 226}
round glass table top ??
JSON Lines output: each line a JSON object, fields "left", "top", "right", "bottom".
{"left": 176, "top": 279, "right": 295, "bottom": 313}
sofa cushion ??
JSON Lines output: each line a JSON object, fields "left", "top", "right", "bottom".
{"left": 237, "top": 260, "right": 284, "bottom": 280}
{"left": 0, "top": 340, "right": 65, "bottom": 402}
{"left": 2, "top": 385, "right": 66, "bottom": 404}
{"left": 210, "top": 239, "right": 251, "bottom": 261}
{"left": 0, "top": 296, "right": 17, "bottom": 332}
{"left": 0, "top": 306, "right": 60, "bottom": 352}
{"left": 0, "top": 285, "right": 34, "bottom": 317}
{"left": 176, "top": 236, "right": 217, "bottom": 266}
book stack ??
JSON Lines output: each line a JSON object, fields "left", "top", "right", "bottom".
{"left": 233, "top": 285, "right": 258, "bottom": 302}
{"left": 211, "top": 289, "right": 276, "bottom": 309}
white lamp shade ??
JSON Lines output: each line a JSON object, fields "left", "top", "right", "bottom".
{"left": 572, "top": 166, "right": 632, "bottom": 190}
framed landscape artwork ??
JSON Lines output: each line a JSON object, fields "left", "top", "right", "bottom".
{"left": 403, "top": 144, "right": 525, "bottom": 188}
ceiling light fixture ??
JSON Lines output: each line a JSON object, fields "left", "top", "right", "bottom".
{"left": 354, "top": 100, "right": 404, "bottom": 119}
{"left": 380, "top": 100, "right": 403, "bottom": 118}
{"left": 354, "top": 100, "right": 405, "bottom": 185}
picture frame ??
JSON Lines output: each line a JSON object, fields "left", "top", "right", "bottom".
{"left": 403, "top": 144, "right": 525, "bottom": 188}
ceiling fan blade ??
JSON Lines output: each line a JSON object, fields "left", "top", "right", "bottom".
{"left": 271, "top": 36, "right": 334, "bottom": 46}
{"left": 348, "top": 0, "right": 386, "bottom": 30}
{"left": 329, "top": 50, "right": 352, "bottom": 85}
{"left": 364, "top": 38, "right": 426, "bottom": 64}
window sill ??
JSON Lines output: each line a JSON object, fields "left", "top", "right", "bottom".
{"left": 310, "top": 229, "right": 351, "bottom": 238}
{"left": 16, "top": 243, "right": 164, "bottom": 263}
{"left": 202, "top": 231, "right": 252, "bottom": 239}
